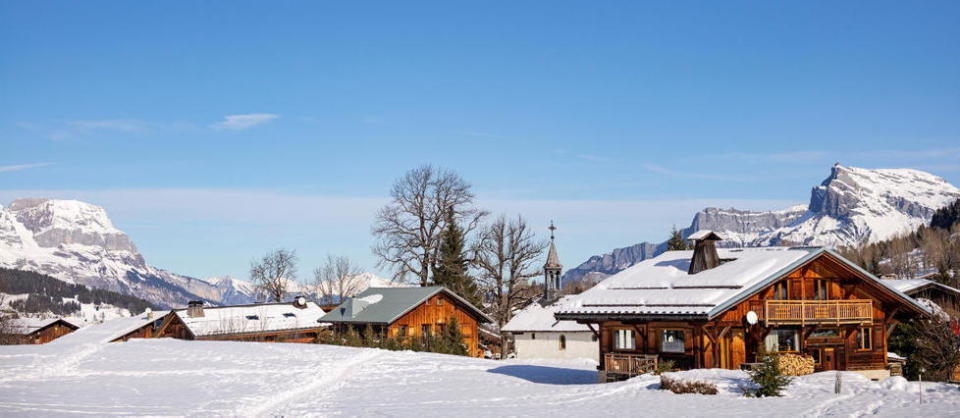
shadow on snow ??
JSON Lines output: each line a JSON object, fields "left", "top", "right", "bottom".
{"left": 487, "top": 364, "right": 598, "bottom": 385}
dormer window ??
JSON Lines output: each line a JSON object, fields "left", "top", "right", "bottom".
{"left": 246, "top": 315, "right": 259, "bottom": 320}
{"left": 283, "top": 313, "right": 296, "bottom": 318}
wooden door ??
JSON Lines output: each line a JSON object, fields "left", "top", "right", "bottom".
{"left": 822, "top": 348, "right": 836, "bottom": 371}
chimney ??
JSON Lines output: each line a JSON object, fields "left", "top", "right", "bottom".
{"left": 145, "top": 307, "right": 153, "bottom": 320}
{"left": 687, "top": 230, "right": 724, "bottom": 275}
{"left": 187, "top": 300, "right": 205, "bottom": 318}
{"left": 293, "top": 296, "right": 308, "bottom": 309}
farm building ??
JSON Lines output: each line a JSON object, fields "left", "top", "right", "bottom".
{"left": 6, "top": 317, "right": 81, "bottom": 344}
{"left": 320, "top": 286, "right": 492, "bottom": 357}
{"left": 503, "top": 224, "right": 599, "bottom": 362}
{"left": 555, "top": 231, "right": 932, "bottom": 381}
{"left": 113, "top": 298, "right": 328, "bottom": 343}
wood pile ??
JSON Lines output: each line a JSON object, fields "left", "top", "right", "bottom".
{"left": 775, "top": 353, "right": 815, "bottom": 376}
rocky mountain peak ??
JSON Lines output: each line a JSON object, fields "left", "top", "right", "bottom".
{"left": 6, "top": 198, "right": 138, "bottom": 254}
{"left": 563, "top": 164, "right": 960, "bottom": 286}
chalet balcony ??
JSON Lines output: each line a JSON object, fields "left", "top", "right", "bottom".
{"left": 604, "top": 353, "right": 658, "bottom": 377}
{"left": 764, "top": 299, "right": 873, "bottom": 326}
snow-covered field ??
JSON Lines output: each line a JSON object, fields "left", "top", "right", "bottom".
{"left": 1, "top": 326, "right": 959, "bottom": 416}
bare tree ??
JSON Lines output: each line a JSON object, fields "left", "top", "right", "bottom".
{"left": 473, "top": 214, "right": 547, "bottom": 356}
{"left": 372, "top": 165, "right": 486, "bottom": 286}
{"left": 250, "top": 249, "right": 298, "bottom": 302}
{"left": 312, "top": 255, "right": 364, "bottom": 303}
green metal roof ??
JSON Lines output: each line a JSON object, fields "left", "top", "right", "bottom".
{"left": 319, "top": 286, "right": 492, "bottom": 325}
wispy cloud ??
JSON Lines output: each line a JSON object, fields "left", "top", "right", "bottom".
{"left": 68, "top": 119, "right": 146, "bottom": 132}
{"left": 575, "top": 153, "right": 613, "bottom": 163}
{"left": 211, "top": 113, "right": 279, "bottom": 130}
{"left": 0, "top": 162, "right": 54, "bottom": 173}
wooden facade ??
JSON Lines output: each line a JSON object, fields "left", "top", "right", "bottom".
{"left": 385, "top": 291, "right": 483, "bottom": 357}
{"left": 15, "top": 319, "right": 79, "bottom": 344}
{"left": 581, "top": 252, "right": 927, "bottom": 379}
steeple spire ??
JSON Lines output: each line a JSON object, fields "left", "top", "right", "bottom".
{"left": 543, "top": 221, "right": 562, "bottom": 304}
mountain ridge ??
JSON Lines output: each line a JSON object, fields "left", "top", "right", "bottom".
{"left": 562, "top": 164, "right": 960, "bottom": 286}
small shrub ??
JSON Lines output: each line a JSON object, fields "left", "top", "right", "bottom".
{"left": 746, "top": 354, "right": 792, "bottom": 397}
{"left": 655, "top": 359, "right": 676, "bottom": 375}
{"left": 660, "top": 375, "right": 718, "bottom": 395}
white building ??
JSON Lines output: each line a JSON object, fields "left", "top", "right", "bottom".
{"left": 503, "top": 296, "right": 599, "bottom": 362}
{"left": 502, "top": 222, "right": 599, "bottom": 362}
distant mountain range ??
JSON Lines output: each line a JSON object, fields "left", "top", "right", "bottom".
{"left": 0, "top": 198, "right": 393, "bottom": 309}
{"left": 562, "top": 164, "right": 960, "bottom": 286}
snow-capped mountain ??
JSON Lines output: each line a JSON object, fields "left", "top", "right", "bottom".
{"left": 698, "top": 164, "right": 960, "bottom": 247}
{"left": 0, "top": 198, "right": 254, "bottom": 308}
{"left": 563, "top": 164, "right": 960, "bottom": 285}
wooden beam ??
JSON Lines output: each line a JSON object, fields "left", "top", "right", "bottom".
{"left": 886, "top": 319, "right": 900, "bottom": 337}
{"left": 585, "top": 323, "right": 601, "bottom": 340}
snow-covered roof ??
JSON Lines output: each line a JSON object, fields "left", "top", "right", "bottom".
{"left": 687, "top": 230, "right": 724, "bottom": 241}
{"left": 556, "top": 247, "right": 931, "bottom": 320}
{"left": 321, "top": 286, "right": 493, "bottom": 324}
{"left": 880, "top": 278, "right": 960, "bottom": 296}
{"left": 175, "top": 301, "right": 326, "bottom": 338}
{"left": 502, "top": 296, "right": 591, "bottom": 333}
{"left": 8, "top": 317, "right": 81, "bottom": 335}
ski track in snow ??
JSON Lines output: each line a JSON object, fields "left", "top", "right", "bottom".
{"left": 2, "top": 337, "right": 960, "bottom": 417}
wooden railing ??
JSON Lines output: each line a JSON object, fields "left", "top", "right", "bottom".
{"left": 764, "top": 300, "right": 873, "bottom": 325}
{"left": 604, "top": 353, "right": 658, "bottom": 376}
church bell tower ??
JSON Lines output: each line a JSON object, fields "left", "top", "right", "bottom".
{"left": 543, "top": 221, "right": 563, "bottom": 304}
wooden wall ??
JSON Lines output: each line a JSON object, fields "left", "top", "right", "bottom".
{"left": 595, "top": 254, "right": 916, "bottom": 372}
{"left": 24, "top": 321, "right": 77, "bottom": 344}
{"left": 387, "top": 292, "right": 482, "bottom": 357}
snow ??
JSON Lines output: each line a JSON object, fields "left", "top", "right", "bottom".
{"left": 503, "top": 296, "right": 592, "bottom": 332}
{"left": 557, "top": 247, "right": 816, "bottom": 317}
{"left": 175, "top": 301, "right": 327, "bottom": 337}
{"left": 2, "top": 336, "right": 959, "bottom": 416}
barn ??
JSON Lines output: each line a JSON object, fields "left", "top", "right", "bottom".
{"left": 7, "top": 318, "right": 81, "bottom": 344}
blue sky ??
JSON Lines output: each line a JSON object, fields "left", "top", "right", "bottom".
{"left": 1, "top": 1, "right": 958, "bottom": 281}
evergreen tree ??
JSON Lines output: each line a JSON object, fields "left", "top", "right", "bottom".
{"left": 666, "top": 226, "right": 688, "bottom": 251}
{"left": 747, "top": 354, "right": 792, "bottom": 397}
{"left": 431, "top": 211, "right": 481, "bottom": 306}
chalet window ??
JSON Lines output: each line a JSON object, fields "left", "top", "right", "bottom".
{"left": 857, "top": 327, "right": 872, "bottom": 350}
{"left": 614, "top": 329, "right": 635, "bottom": 350}
{"left": 437, "top": 323, "right": 446, "bottom": 335}
{"left": 765, "top": 329, "right": 799, "bottom": 352}
{"left": 559, "top": 335, "right": 567, "bottom": 351}
{"left": 660, "top": 330, "right": 685, "bottom": 353}
{"left": 773, "top": 281, "right": 789, "bottom": 300}
{"left": 398, "top": 325, "right": 408, "bottom": 337}
{"left": 531, "top": 332, "right": 536, "bottom": 340}
{"left": 438, "top": 298, "right": 443, "bottom": 305}
{"left": 591, "top": 334, "right": 598, "bottom": 342}
{"left": 421, "top": 324, "right": 432, "bottom": 336}
{"left": 814, "top": 280, "right": 829, "bottom": 300}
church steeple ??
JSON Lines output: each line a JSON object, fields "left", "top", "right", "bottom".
{"left": 543, "top": 221, "right": 562, "bottom": 304}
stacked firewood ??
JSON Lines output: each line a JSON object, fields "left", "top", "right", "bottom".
{"left": 775, "top": 353, "right": 815, "bottom": 376}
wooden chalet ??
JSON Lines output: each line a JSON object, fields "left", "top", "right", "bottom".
{"left": 320, "top": 286, "right": 492, "bottom": 357}
{"left": 8, "top": 318, "right": 80, "bottom": 344}
{"left": 114, "top": 298, "right": 328, "bottom": 343}
{"left": 555, "top": 231, "right": 931, "bottom": 381}
{"left": 882, "top": 278, "right": 960, "bottom": 319}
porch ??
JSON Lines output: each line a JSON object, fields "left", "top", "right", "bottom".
{"left": 764, "top": 300, "right": 873, "bottom": 325}
{"left": 603, "top": 352, "right": 658, "bottom": 379}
